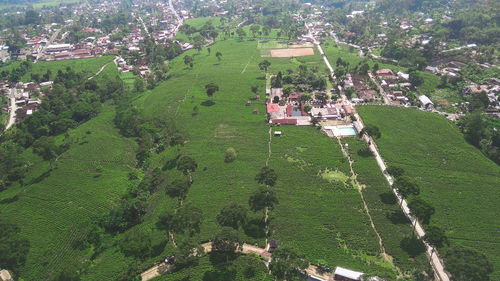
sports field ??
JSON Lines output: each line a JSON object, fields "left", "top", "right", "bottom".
{"left": 270, "top": 48, "right": 315, "bottom": 57}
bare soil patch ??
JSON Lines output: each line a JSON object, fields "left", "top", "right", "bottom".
{"left": 270, "top": 48, "right": 315, "bottom": 58}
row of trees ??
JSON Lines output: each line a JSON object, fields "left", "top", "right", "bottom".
{"left": 385, "top": 165, "right": 493, "bottom": 280}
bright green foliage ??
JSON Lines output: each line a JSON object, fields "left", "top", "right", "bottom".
{"left": 216, "top": 202, "right": 248, "bottom": 229}
{"left": 358, "top": 105, "right": 500, "bottom": 278}
{"left": 408, "top": 197, "right": 435, "bottom": 225}
{"left": 255, "top": 166, "right": 278, "bottom": 186}
{"left": 0, "top": 221, "right": 30, "bottom": 274}
{"left": 269, "top": 247, "right": 308, "bottom": 281}
{"left": 423, "top": 226, "right": 448, "bottom": 248}
{"left": 444, "top": 246, "right": 493, "bottom": 281}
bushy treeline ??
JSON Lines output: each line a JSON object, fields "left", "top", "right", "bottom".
{"left": 458, "top": 113, "right": 500, "bottom": 165}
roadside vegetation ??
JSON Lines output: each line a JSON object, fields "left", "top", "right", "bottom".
{"left": 358, "top": 105, "right": 500, "bottom": 280}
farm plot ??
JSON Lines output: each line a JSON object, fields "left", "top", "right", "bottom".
{"left": 269, "top": 48, "right": 315, "bottom": 58}
{"left": 0, "top": 107, "right": 137, "bottom": 280}
{"left": 22, "top": 56, "right": 115, "bottom": 82}
{"left": 268, "top": 126, "right": 397, "bottom": 279}
{"left": 341, "top": 138, "right": 430, "bottom": 275}
{"left": 130, "top": 39, "right": 396, "bottom": 279}
{"left": 357, "top": 105, "right": 500, "bottom": 280}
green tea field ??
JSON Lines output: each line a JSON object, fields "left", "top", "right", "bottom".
{"left": 358, "top": 105, "right": 500, "bottom": 280}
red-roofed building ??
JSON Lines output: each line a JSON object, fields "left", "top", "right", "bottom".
{"left": 288, "top": 92, "right": 301, "bottom": 102}
{"left": 375, "top": 69, "right": 394, "bottom": 76}
{"left": 74, "top": 49, "right": 92, "bottom": 57}
{"left": 267, "top": 104, "right": 279, "bottom": 113}
{"left": 272, "top": 119, "right": 297, "bottom": 125}
{"left": 343, "top": 105, "right": 352, "bottom": 115}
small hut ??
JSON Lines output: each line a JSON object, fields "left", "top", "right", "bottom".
{"left": 269, "top": 240, "right": 281, "bottom": 252}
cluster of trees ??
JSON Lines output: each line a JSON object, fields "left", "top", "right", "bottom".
{"left": 7, "top": 67, "right": 121, "bottom": 145}
{"left": 381, "top": 40, "right": 429, "bottom": 67}
{"left": 430, "top": 1, "right": 500, "bottom": 45}
{"left": 207, "top": 165, "right": 309, "bottom": 281}
{"left": 0, "top": 218, "right": 30, "bottom": 276}
{"left": 0, "top": 59, "right": 32, "bottom": 83}
{"left": 271, "top": 65, "right": 327, "bottom": 94}
{"left": 383, "top": 165, "right": 493, "bottom": 281}
{"left": 458, "top": 113, "right": 500, "bottom": 164}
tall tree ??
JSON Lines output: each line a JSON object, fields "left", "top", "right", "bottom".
{"left": 174, "top": 239, "right": 203, "bottom": 268}
{"left": 177, "top": 155, "right": 197, "bottom": 176}
{"left": 258, "top": 60, "right": 271, "bottom": 73}
{"left": 157, "top": 203, "right": 202, "bottom": 236}
{"left": 444, "top": 246, "right": 493, "bottom": 281}
{"left": 212, "top": 227, "right": 243, "bottom": 262}
{"left": 248, "top": 186, "right": 278, "bottom": 221}
{"left": 205, "top": 82, "right": 219, "bottom": 98}
{"left": 269, "top": 247, "right": 308, "bottom": 281}
{"left": 216, "top": 203, "right": 248, "bottom": 229}
{"left": 32, "top": 136, "right": 58, "bottom": 169}
{"left": 408, "top": 197, "right": 435, "bottom": 225}
{"left": 250, "top": 25, "right": 260, "bottom": 38}
{"left": 255, "top": 166, "right": 278, "bottom": 186}
{"left": 423, "top": 226, "right": 448, "bottom": 249}
{"left": 394, "top": 176, "right": 420, "bottom": 199}
{"left": 119, "top": 228, "right": 151, "bottom": 267}
{"left": 0, "top": 221, "right": 30, "bottom": 274}
{"left": 236, "top": 28, "right": 246, "bottom": 40}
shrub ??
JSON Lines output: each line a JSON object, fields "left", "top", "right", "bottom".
{"left": 225, "top": 147, "right": 237, "bottom": 163}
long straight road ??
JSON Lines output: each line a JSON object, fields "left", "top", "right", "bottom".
{"left": 5, "top": 89, "right": 18, "bottom": 131}
{"left": 168, "top": 0, "right": 183, "bottom": 36}
{"left": 309, "top": 24, "right": 451, "bottom": 281}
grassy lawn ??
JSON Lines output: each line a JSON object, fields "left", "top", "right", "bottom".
{"left": 22, "top": 56, "right": 114, "bottom": 82}
{"left": 358, "top": 105, "right": 500, "bottom": 280}
{"left": 0, "top": 56, "right": 114, "bottom": 83}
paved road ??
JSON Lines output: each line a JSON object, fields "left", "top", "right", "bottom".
{"left": 368, "top": 72, "right": 390, "bottom": 104}
{"left": 313, "top": 25, "right": 451, "bottom": 281}
{"left": 169, "top": 0, "right": 183, "bottom": 36}
{"left": 141, "top": 242, "right": 333, "bottom": 281}
{"left": 5, "top": 89, "right": 17, "bottom": 130}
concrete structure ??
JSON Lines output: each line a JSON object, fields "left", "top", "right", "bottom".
{"left": 333, "top": 266, "right": 364, "bottom": 280}
{"left": 418, "top": 95, "right": 433, "bottom": 108}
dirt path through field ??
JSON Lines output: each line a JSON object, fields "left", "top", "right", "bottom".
{"left": 337, "top": 137, "right": 402, "bottom": 276}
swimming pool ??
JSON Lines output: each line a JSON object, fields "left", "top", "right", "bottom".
{"left": 292, "top": 107, "right": 302, "bottom": 117}
{"left": 324, "top": 125, "right": 358, "bottom": 137}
